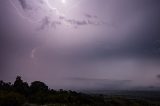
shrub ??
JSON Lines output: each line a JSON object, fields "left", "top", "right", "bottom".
{"left": 0, "top": 91, "right": 26, "bottom": 106}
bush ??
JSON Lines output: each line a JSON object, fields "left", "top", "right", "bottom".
{"left": 0, "top": 91, "right": 26, "bottom": 106}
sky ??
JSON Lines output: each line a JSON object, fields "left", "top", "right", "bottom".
{"left": 0, "top": 0, "right": 160, "bottom": 90}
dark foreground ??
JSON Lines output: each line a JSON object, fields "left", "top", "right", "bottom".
{"left": 1, "top": 76, "right": 160, "bottom": 106}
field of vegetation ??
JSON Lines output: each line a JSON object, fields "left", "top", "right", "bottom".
{"left": 1, "top": 76, "right": 160, "bottom": 106}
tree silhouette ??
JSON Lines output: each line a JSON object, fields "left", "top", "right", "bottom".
{"left": 13, "top": 76, "right": 29, "bottom": 96}
{"left": 30, "top": 81, "right": 48, "bottom": 94}
{"left": 0, "top": 80, "right": 12, "bottom": 91}
{"left": 1, "top": 76, "right": 159, "bottom": 106}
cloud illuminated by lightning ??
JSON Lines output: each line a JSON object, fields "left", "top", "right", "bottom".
{"left": 9, "top": 0, "right": 106, "bottom": 60}
{"left": 9, "top": 0, "right": 64, "bottom": 24}
{"left": 9, "top": 0, "right": 82, "bottom": 60}
{"left": 9, "top": 0, "right": 42, "bottom": 23}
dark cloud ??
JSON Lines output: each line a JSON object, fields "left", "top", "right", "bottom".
{"left": 58, "top": 14, "right": 107, "bottom": 28}
{"left": 38, "top": 16, "right": 51, "bottom": 30}
{"left": 59, "top": 18, "right": 108, "bottom": 27}
{"left": 65, "top": 19, "right": 87, "bottom": 26}
{"left": 84, "top": 13, "right": 98, "bottom": 19}
{"left": 18, "top": 0, "right": 29, "bottom": 10}
{"left": 37, "top": 16, "right": 62, "bottom": 30}
{"left": 157, "top": 75, "right": 160, "bottom": 79}
{"left": 18, "top": 0, "right": 44, "bottom": 10}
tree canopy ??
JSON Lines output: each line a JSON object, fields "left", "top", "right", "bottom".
{"left": 0, "top": 76, "right": 160, "bottom": 106}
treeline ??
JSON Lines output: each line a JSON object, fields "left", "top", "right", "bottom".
{"left": 0, "top": 76, "right": 105, "bottom": 106}
{"left": 1, "top": 76, "right": 160, "bottom": 106}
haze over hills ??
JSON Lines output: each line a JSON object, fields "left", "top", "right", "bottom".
{"left": 1, "top": 76, "right": 160, "bottom": 106}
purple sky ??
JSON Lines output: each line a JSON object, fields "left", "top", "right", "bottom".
{"left": 0, "top": 0, "right": 160, "bottom": 90}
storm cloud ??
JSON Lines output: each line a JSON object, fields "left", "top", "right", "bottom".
{"left": 0, "top": 0, "right": 160, "bottom": 90}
